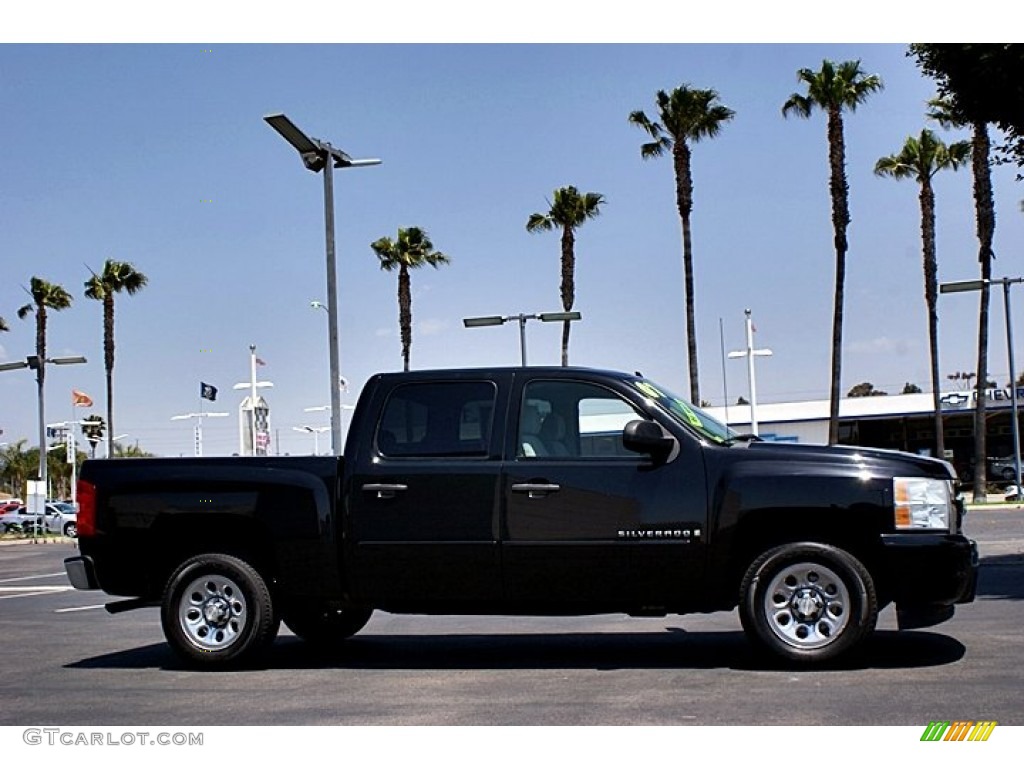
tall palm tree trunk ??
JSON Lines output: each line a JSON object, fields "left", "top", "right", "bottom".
{"left": 826, "top": 109, "right": 851, "bottom": 445}
{"left": 674, "top": 142, "right": 700, "bottom": 402}
{"left": 560, "top": 226, "right": 576, "bottom": 367}
{"left": 398, "top": 265, "right": 412, "bottom": 372}
{"left": 920, "top": 180, "right": 945, "bottom": 459}
{"left": 104, "top": 296, "right": 115, "bottom": 458}
{"left": 972, "top": 121, "right": 995, "bottom": 501}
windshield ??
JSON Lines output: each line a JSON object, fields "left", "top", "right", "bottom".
{"left": 627, "top": 377, "right": 738, "bottom": 445}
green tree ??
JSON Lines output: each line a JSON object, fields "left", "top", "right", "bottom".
{"left": 875, "top": 129, "right": 971, "bottom": 460}
{"left": 783, "top": 60, "right": 883, "bottom": 445}
{"left": 928, "top": 95, "right": 997, "bottom": 502}
{"left": 112, "top": 442, "right": 154, "bottom": 458}
{"left": 901, "top": 382, "right": 923, "bottom": 394}
{"left": 371, "top": 227, "right": 450, "bottom": 372}
{"left": 629, "top": 86, "right": 734, "bottom": 402}
{"left": 910, "top": 44, "right": 1024, "bottom": 172}
{"left": 1, "top": 440, "right": 32, "bottom": 497}
{"left": 848, "top": 382, "right": 887, "bottom": 397}
{"left": 17, "top": 277, "right": 74, "bottom": 483}
{"left": 526, "top": 186, "right": 605, "bottom": 366}
{"left": 84, "top": 259, "right": 148, "bottom": 457}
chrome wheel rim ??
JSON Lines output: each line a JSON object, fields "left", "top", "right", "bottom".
{"left": 177, "top": 574, "right": 248, "bottom": 651}
{"left": 763, "top": 562, "right": 850, "bottom": 650}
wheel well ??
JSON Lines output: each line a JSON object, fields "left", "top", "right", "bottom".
{"left": 725, "top": 510, "right": 886, "bottom": 605}
{"left": 148, "top": 516, "right": 277, "bottom": 598}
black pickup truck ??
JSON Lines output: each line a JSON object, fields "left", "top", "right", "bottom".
{"left": 65, "top": 366, "right": 978, "bottom": 668}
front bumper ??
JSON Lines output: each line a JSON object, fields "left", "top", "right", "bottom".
{"left": 880, "top": 532, "right": 979, "bottom": 608}
{"left": 64, "top": 555, "right": 101, "bottom": 591}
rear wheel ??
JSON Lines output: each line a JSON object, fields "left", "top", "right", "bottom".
{"left": 161, "top": 553, "right": 278, "bottom": 667}
{"left": 283, "top": 605, "right": 373, "bottom": 648}
{"left": 739, "top": 542, "right": 877, "bottom": 664}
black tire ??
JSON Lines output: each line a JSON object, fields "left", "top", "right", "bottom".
{"left": 739, "top": 542, "right": 877, "bottom": 664}
{"left": 63, "top": 521, "right": 76, "bottom": 538}
{"left": 283, "top": 605, "right": 373, "bottom": 648}
{"left": 160, "top": 553, "right": 279, "bottom": 667}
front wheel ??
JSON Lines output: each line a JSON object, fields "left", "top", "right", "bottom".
{"left": 161, "top": 553, "right": 279, "bottom": 667}
{"left": 63, "top": 521, "right": 77, "bottom": 538}
{"left": 739, "top": 542, "right": 877, "bottom": 664}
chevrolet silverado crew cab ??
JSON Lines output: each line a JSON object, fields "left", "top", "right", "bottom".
{"left": 65, "top": 367, "right": 978, "bottom": 668}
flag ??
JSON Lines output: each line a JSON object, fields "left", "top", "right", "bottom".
{"left": 200, "top": 382, "right": 218, "bottom": 401}
{"left": 72, "top": 389, "right": 93, "bottom": 407}
{"left": 256, "top": 357, "right": 267, "bottom": 367}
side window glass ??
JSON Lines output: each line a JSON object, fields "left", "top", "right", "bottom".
{"left": 378, "top": 382, "right": 496, "bottom": 458}
{"left": 518, "top": 381, "right": 643, "bottom": 459}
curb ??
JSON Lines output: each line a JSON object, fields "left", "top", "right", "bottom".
{"left": 0, "top": 537, "right": 76, "bottom": 548}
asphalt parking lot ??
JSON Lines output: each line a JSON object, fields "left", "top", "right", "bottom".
{"left": 0, "top": 507, "right": 1021, "bottom": 726}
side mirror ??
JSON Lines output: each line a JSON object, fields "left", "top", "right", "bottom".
{"left": 623, "top": 419, "right": 676, "bottom": 462}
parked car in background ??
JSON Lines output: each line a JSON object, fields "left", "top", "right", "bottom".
{"left": 0, "top": 505, "right": 42, "bottom": 534}
{"left": 989, "top": 456, "right": 1020, "bottom": 481}
{"left": 0, "top": 502, "right": 78, "bottom": 536}
{"left": 44, "top": 502, "right": 78, "bottom": 537}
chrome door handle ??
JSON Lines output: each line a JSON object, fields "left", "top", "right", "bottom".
{"left": 511, "top": 483, "right": 561, "bottom": 499}
{"left": 362, "top": 483, "right": 408, "bottom": 499}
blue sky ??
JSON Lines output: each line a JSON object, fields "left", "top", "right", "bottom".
{"left": 2, "top": 38, "right": 1022, "bottom": 457}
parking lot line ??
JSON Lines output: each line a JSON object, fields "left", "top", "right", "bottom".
{"left": 0, "top": 586, "right": 74, "bottom": 599}
{"left": 0, "top": 572, "right": 65, "bottom": 584}
{"left": 54, "top": 604, "right": 107, "bottom": 613}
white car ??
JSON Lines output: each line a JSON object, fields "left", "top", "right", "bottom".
{"left": 44, "top": 502, "right": 78, "bottom": 537}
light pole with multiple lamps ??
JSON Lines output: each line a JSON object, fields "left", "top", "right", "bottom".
{"left": 462, "top": 312, "right": 582, "bottom": 366}
{"left": 940, "top": 276, "right": 1023, "bottom": 493}
{"left": 0, "top": 354, "right": 87, "bottom": 513}
{"left": 292, "top": 425, "right": 330, "bottom": 456}
{"left": 264, "top": 112, "right": 380, "bottom": 457}
{"left": 727, "top": 309, "right": 772, "bottom": 436}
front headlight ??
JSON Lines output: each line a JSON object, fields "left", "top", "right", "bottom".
{"left": 893, "top": 477, "right": 953, "bottom": 531}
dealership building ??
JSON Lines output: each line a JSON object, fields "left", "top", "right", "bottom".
{"left": 705, "top": 386, "right": 1024, "bottom": 478}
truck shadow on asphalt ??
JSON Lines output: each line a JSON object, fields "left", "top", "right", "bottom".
{"left": 70, "top": 556, "right": 1024, "bottom": 675}
{"left": 66, "top": 628, "right": 966, "bottom": 674}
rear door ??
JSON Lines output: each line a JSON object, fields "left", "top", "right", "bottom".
{"left": 347, "top": 376, "right": 507, "bottom": 607}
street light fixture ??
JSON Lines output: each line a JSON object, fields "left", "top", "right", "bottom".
{"left": 171, "top": 412, "right": 229, "bottom": 456}
{"left": 0, "top": 353, "right": 87, "bottom": 517}
{"left": 462, "top": 312, "right": 582, "bottom": 366}
{"left": 940, "top": 276, "right": 1024, "bottom": 492}
{"left": 264, "top": 112, "right": 380, "bottom": 458}
{"left": 293, "top": 425, "right": 330, "bottom": 456}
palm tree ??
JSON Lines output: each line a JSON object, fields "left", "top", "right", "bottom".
{"left": 81, "top": 414, "right": 106, "bottom": 459}
{"left": 875, "top": 129, "right": 971, "bottom": 460}
{"left": 783, "top": 60, "right": 884, "bottom": 445}
{"left": 18, "top": 277, "right": 74, "bottom": 484}
{"left": 928, "top": 96, "right": 997, "bottom": 502}
{"left": 84, "top": 259, "right": 148, "bottom": 457}
{"left": 629, "top": 86, "right": 734, "bottom": 402}
{"left": 371, "top": 227, "right": 450, "bottom": 372}
{"left": 526, "top": 186, "right": 605, "bottom": 366}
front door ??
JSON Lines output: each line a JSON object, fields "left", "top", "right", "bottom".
{"left": 502, "top": 378, "right": 707, "bottom": 611}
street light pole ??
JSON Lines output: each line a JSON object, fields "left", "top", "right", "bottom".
{"left": 264, "top": 113, "right": 380, "bottom": 457}
{"left": 462, "top": 312, "right": 582, "bottom": 366}
{"left": 941, "top": 276, "right": 1024, "bottom": 494}
{"left": 0, "top": 354, "right": 86, "bottom": 516}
